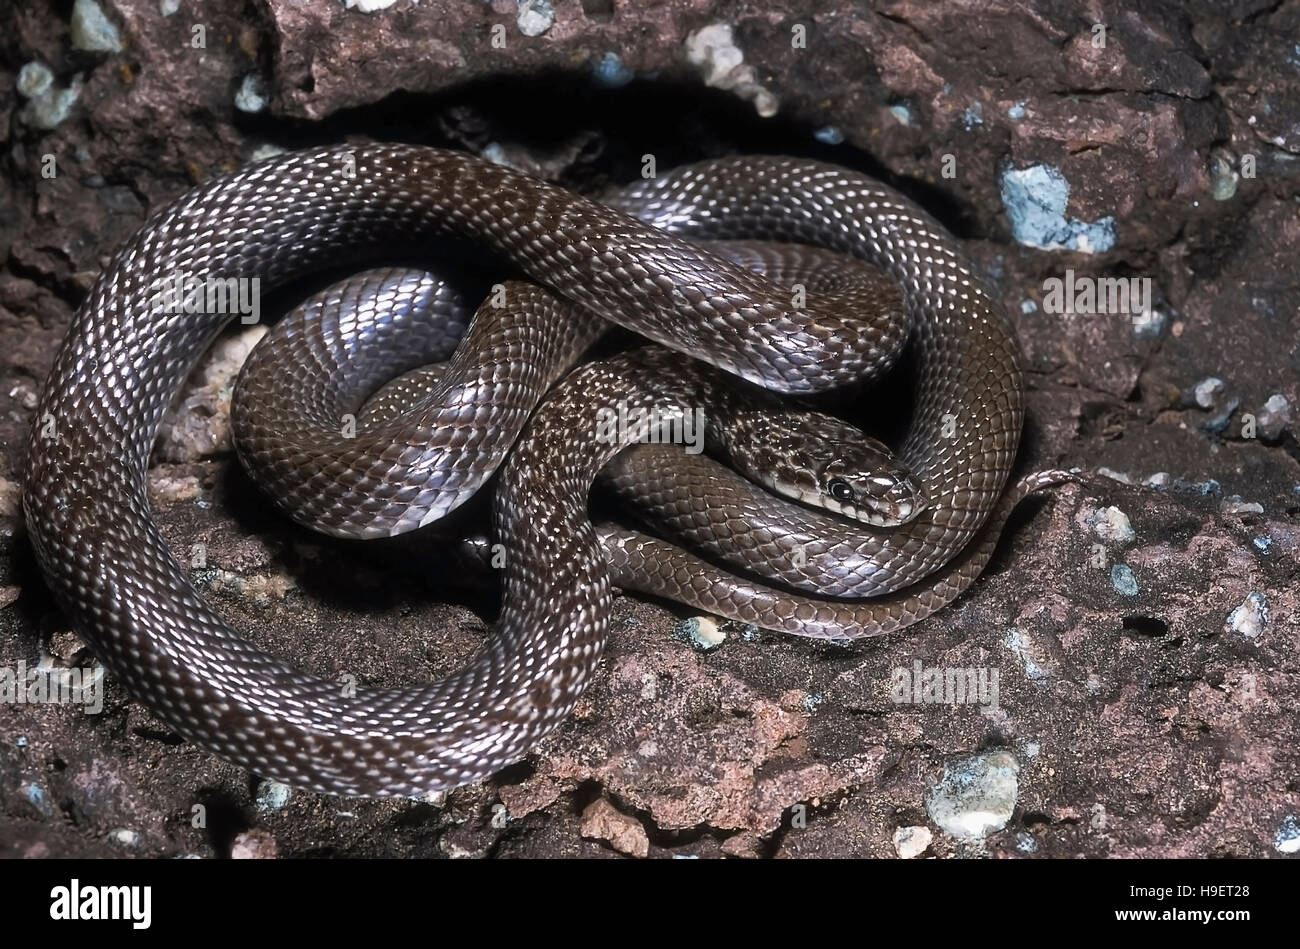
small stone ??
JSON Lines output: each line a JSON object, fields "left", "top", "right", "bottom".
{"left": 409, "top": 789, "right": 447, "bottom": 807}
{"left": 925, "top": 750, "right": 1020, "bottom": 840}
{"left": 108, "top": 828, "right": 140, "bottom": 847}
{"left": 889, "top": 103, "right": 913, "bottom": 125}
{"left": 1209, "top": 153, "right": 1239, "bottom": 201}
{"left": 17, "top": 70, "right": 83, "bottom": 130}
{"left": 580, "top": 798, "right": 649, "bottom": 858}
{"left": 71, "top": 0, "right": 123, "bottom": 54}
{"left": 1096, "top": 467, "right": 1134, "bottom": 485}
{"left": 146, "top": 471, "right": 201, "bottom": 504}
{"left": 1130, "top": 308, "right": 1166, "bottom": 338}
{"left": 999, "top": 163, "right": 1114, "bottom": 253}
{"left": 675, "top": 616, "right": 725, "bottom": 651}
{"left": 1275, "top": 815, "right": 1300, "bottom": 854}
{"left": 1225, "top": 591, "right": 1268, "bottom": 639}
{"left": 592, "top": 52, "right": 633, "bottom": 87}
{"left": 1110, "top": 564, "right": 1139, "bottom": 596}
{"left": 200, "top": 568, "right": 295, "bottom": 608}
{"left": 16, "top": 62, "right": 54, "bottom": 99}
{"left": 255, "top": 780, "right": 292, "bottom": 812}
{"left": 516, "top": 0, "right": 555, "bottom": 37}
{"left": 1003, "top": 626, "right": 1052, "bottom": 680}
{"left": 47, "top": 629, "right": 89, "bottom": 663}
{"left": 1193, "top": 376, "right": 1225, "bottom": 409}
{"left": 1257, "top": 393, "right": 1290, "bottom": 442}
{"left": 22, "top": 782, "right": 54, "bottom": 819}
{"left": 892, "top": 825, "right": 932, "bottom": 858}
{"left": 1086, "top": 506, "right": 1135, "bottom": 545}
{"left": 1220, "top": 495, "right": 1264, "bottom": 515}
{"left": 1175, "top": 477, "right": 1220, "bottom": 497}
{"left": 685, "top": 23, "right": 778, "bottom": 117}
{"left": 248, "top": 143, "right": 288, "bottom": 162}
{"left": 687, "top": 24, "right": 743, "bottom": 83}
{"left": 1202, "top": 395, "right": 1240, "bottom": 435}
{"left": 480, "top": 142, "right": 519, "bottom": 169}
{"left": 0, "top": 586, "right": 20, "bottom": 609}
{"left": 234, "top": 73, "right": 268, "bottom": 113}
{"left": 1143, "top": 472, "right": 1172, "bottom": 488}
{"left": 230, "top": 828, "right": 278, "bottom": 859}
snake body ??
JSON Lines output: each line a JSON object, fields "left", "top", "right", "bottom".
{"left": 24, "top": 145, "right": 1068, "bottom": 795}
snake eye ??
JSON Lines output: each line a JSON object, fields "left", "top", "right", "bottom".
{"left": 826, "top": 478, "right": 855, "bottom": 502}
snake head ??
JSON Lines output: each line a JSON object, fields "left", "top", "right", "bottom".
{"left": 817, "top": 455, "right": 927, "bottom": 527}
{"left": 729, "top": 410, "right": 928, "bottom": 528}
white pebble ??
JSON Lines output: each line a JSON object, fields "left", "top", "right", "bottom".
{"left": 892, "top": 825, "right": 933, "bottom": 858}
{"left": 516, "top": 0, "right": 555, "bottom": 36}
{"left": 1275, "top": 816, "right": 1300, "bottom": 854}
{"left": 16, "top": 62, "right": 54, "bottom": 98}
{"left": 1258, "top": 393, "right": 1291, "bottom": 440}
{"left": 1086, "top": 505, "right": 1135, "bottom": 544}
{"left": 1193, "top": 377, "right": 1224, "bottom": 409}
{"left": 234, "top": 73, "right": 268, "bottom": 113}
{"left": 925, "top": 750, "right": 1020, "bottom": 840}
{"left": 1096, "top": 467, "right": 1134, "bottom": 484}
{"left": 1225, "top": 591, "right": 1268, "bottom": 639}
{"left": 677, "top": 616, "right": 726, "bottom": 650}
{"left": 71, "top": 0, "right": 122, "bottom": 53}
{"left": 1220, "top": 495, "right": 1263, "bottom": 514}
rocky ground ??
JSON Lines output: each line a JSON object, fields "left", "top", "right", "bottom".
{"left": 0, "top": 0, "right": 1296, "bottom": 858}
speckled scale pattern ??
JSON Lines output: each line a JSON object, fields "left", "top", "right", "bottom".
{"left": 25, "top": 145, "right": 1045, "bottom": 795}
{"left": 230, "top": 243, "right": 896, "bottom": 542}
{"left": 609, "top": 158, "right": 1027, "bottom": 586}
{"left": 232, "top": 268, "right": 605, "bottom": 538}
{"left": 599, "top": 460, "right": 1076, "bottom": 638}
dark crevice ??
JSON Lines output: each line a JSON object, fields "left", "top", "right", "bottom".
{"left": 1122, "top": 615, "right": 1171, "bottom": 637}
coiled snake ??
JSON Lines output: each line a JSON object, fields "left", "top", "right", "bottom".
{"left": 23, "top": 145, "right": 1072, "bottom": 796}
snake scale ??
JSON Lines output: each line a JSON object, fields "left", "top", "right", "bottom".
{"left": 23, "top": 145, "right": 1072, "bottom": 796}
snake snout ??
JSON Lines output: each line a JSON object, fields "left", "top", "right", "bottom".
{"left": 859, "top": 471, "right": 928, "bottom": 526}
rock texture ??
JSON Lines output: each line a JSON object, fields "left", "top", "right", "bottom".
{"left": 0, "top": 0, "right": 1296, "bottom": 858}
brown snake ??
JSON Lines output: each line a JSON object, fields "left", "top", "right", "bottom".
{"left": 23, "top": 145, "right": 1072, "bottom": 796}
